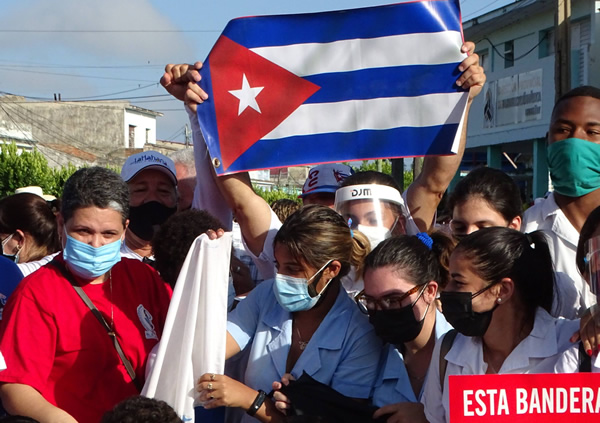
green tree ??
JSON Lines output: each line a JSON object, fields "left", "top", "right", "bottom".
{"left": 253, "top": 186, "right": 301, "bottom": 205}
{"left": 47, "top": 163, "right": 79, "bottom": 197}
{"left": 0, "top": 142, "right": 54, "bottom": 198}
{"left": 352, "top": 159, "right": 393, "bottom": 174}
{"left": 351, "top": 159, "right": 414, "bottom": 191}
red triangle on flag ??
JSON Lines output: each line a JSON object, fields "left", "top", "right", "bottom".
{"left": 209, "top": 35, "right": 320, "bottom": 170}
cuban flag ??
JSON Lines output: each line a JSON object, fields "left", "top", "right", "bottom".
{"left": 197, "top": 0, "right": 468, "bottom": 175}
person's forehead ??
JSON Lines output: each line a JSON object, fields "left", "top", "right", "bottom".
{"left": 128, "top": 169, "right": 175, "bottom": 187}
{"left": 551, "top": 96, "right": 600, "bottom": 122}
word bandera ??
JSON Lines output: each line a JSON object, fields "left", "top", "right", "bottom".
{"left": 463, "top": 386, "right": 600, "bottom": 416}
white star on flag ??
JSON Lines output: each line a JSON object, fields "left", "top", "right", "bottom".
{"left": 228, "top": 74, "right": 264, "bottom": 116}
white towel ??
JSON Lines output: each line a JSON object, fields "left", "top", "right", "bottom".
{"left": 142, "top": 233, "right": 231, "bottom": 422}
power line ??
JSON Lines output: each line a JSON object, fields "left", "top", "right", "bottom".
{"left": 0, "top": 60, "right": 163, "bottom": 69}
{"left": 0, "top": 66, "right": 157, "bottom": 83}
{"left": 0, "top": 104, "right": 63, "bottom": 167}
{"left": 0, "top": 90, "right": 171, "bottom": 102}
{"left": 477, "top": 32, "right": 547, "bottom": 62}
{"left": 463, "top": 0, "right": 506, "bottom": 20}
{"left": 61, "top": 83, "right": 158, "bottom": 100}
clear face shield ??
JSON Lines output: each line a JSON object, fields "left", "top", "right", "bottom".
{"left": 584, "top": 236, "right": 600, "bottom": 300}
{"left": 334, "top": 184, "right": 407, "bottom": 249}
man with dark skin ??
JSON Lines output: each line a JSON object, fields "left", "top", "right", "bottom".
{"left": 522, "top": 86, "right": 600, "bottom": 318}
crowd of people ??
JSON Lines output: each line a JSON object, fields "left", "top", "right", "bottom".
{"left": 0, "top": 36, "right": 599, "bottom": 423}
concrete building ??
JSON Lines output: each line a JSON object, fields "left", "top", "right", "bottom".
{"left": 461, "top": 0, "right": 598, "bottom": 200}
{"left": 0, "top": 95, "right": 162, "bottom": 168}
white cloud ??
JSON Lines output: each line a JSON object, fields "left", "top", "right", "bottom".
{"left": 0, "top": 0, "right": 194, "bottom": 63}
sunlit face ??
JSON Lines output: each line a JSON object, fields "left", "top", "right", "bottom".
{"left": 274, "top": 242, "right": 329, "bottom": 293}
{"left": 447, "top": 251, "right": 497, "bottom": 313}
{"left": 363, "top": 265, "right": 430, "bottom": 320}
{"left": 450, "top": 196, "right": 520, "bottom": 237}
{"left": 548, "top": 96, "right": 600, "bottom": 145}
{"left": 342, "top": 199, "right": 400, "bottom": 230}
{"left": 61, "top": 207, "right": 126, "bottom": 248}
{"left": 128, "top": 169, "right": 177, "bottom": 208}
{"left": 302, "top": 192, "right": 336, "bottom": 208}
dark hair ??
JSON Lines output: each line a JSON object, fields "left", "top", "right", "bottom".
{"left": 447, "top": 167, "right": 522, "bottom": 223}
{"left": 152, "top": 209, "right": 223, "bottom": 287}
{"left": 0, "top": 193, "right": 60, "bottom": 261}
{"left": 576, "top": 205, "right": 600, "bottom": 275}
{"left": 61, "top": 167, "right": 129, "bottom": 224}
{"left": 340, "top": 170, "right": 401, "bottom": 192}
{"left": 339, "top": 171, "right": 405, "bottom": 223}
{"left": 454, "top": 227, "right": 555, "bottom": 318}
{"left": 553, "top": 85, "right": 600, "bottom": 115}
{"left": 364, "top": 231, "right": 455, "bottom": 290}
{"left": 270, "top": 198, "right": 301, "bottom": 223}
{"left": 274, "top": 205, "right": 370, "bottom": 279}
{"left": 100, "top": 396, "right": 181, "bottom": 423}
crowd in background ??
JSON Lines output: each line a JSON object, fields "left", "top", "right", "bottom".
{"left": 0, "top": 38, "right": 600, "bottom": 423}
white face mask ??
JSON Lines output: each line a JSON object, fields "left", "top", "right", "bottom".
{"left": 357, "top": 225, "right": 391, "bottom": 250}
{"left": 357, "top": 216, "right": 399, "bottom": 250}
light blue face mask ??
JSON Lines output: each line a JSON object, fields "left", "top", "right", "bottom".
{"left": 63, "top": 233, "right": 122, "bottom": 279}
{"left": 273, "top": 259, "right": 334, "bottom": 312}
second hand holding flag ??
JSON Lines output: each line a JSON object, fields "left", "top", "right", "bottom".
{"left": 197, "top": 0, "right": 468, "bottom": 175}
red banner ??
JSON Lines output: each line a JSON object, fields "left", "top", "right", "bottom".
{"left": 449, "top": 373, "right": 600, "bottom": 422}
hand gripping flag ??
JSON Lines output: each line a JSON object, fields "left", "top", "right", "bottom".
{"left": 197, "top": 0, "right": 469, "bottom": 175}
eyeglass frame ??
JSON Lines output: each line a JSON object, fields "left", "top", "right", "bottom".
{"left": 355, "top": 282, "right": 428, "bottom": 314}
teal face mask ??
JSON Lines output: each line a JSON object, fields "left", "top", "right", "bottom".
{"left": 547, "top": 138, "right": 600, "bottom": 197}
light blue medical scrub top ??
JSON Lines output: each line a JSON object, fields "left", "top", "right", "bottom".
{"left": 227, "top": 280, "right": 383, "bottom": 401}
{"left": 371, "top": 309, "right": 452, "bottom": 407}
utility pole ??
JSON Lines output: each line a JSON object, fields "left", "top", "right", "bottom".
{"left": 555, "top": 0, "right": 571, "bottom": 100}
{"left": 184, "top": 124, "right": 191, "bottom": 147}
{"left": 391, "top": 158, "right": 405, "bottom": 192}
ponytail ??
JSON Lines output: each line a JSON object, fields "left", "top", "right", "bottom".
{"left": 455, "top": 228, "right": 555, "bottom": 318}
{"left": 350, "top": 230, "right": 370, "bottom": 278}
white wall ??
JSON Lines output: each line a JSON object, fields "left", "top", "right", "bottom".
{"left": 123, "top": 110, "right": 157, "bottom": 148}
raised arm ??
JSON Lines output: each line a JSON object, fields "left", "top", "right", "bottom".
{"left": 161, "top": 63, "right": 274, "bottom": 256}
{"left": 406, "top": 41, "right": 486, "bottom": 231}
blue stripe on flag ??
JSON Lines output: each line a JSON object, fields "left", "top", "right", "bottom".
{"left": 196, "top": 61, "right": 223, "bottom": 163}
{"left": 304, "top": 63, "right": 462, "bottom": 103}
{"left": 223, "top": 1, "right": 462, "bottom": 48}
{"left": 224, "top": 124, "right": 460, "bottom": 173}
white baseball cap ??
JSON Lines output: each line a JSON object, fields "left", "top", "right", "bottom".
{"left": 299, "top": 163, "right": 354, "bottom": 198}
{"left": 121, "top": 151, "right": 177, "bottom": 185}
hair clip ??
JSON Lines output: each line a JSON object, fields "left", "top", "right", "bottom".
{"left": 347, "top": 218, "right": 354, "bottom": 238}
{"left": 416, "top": 232, "right": 433, "bottom": 250}
{"left": 525, "top": 233, "right": 535, "bottom": 249}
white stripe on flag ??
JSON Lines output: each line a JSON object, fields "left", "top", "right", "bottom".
{"left": 261, "top": 92, "right": 466, "bottom": 140}
{"left": 250, "top": 31, "right": 465, "bottom": 77}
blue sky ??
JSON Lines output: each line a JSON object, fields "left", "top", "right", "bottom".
{"left": 0, "top": 0, "right": 514, "bottom": 144}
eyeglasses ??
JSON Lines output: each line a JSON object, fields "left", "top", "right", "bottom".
{"left": 355, "top": 283, "right": 426, "bottom": 314}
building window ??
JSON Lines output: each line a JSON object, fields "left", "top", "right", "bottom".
{"left": 538, "top": 28, "right": 555, "bottom": 58}
{"left": 504, "top": 40, "right": 514, "bottom": 68}
{"left": 129, "top": 125, "right": 136, "bottom": 148}
{"left": 477, "top": 48, "right": 490, "bottom": 72}
{"left": 146, "top": 128, "right": 150, "bottom": 144}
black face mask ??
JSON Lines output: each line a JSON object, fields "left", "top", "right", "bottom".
{"left": 440, "top": 290, "right": 498, "bottom": 337}
{"left": 128, "top": 201, "right": 176, "bottom": 241}
{"left": 369, "top": 300, "right": 430, "bottom": 345}
{"left": 368, "top": 285, "right": 429, "bottom": 345}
